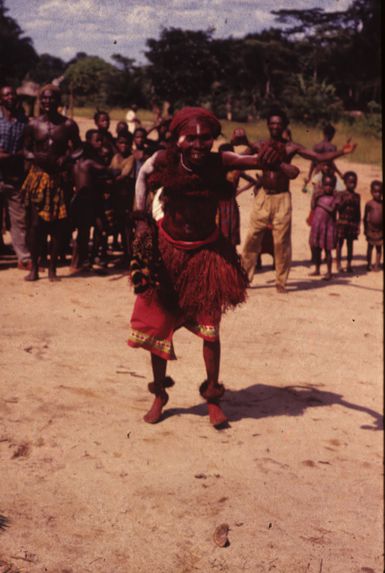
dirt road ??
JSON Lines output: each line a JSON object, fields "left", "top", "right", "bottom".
{"left": 0, "top": 142, "right": 383, "bottom": 572}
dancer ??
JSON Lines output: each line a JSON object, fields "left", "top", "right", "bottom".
{"left": 129, "top": 107, "right": 298, "bottom": 427}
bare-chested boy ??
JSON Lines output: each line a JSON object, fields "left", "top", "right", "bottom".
{"left": 70, "top": 129, "right": 109, "bottom": 273}
{"left": 336, "top": 171, "right": 361, "bottom": 273}
{"left": 364, "top": 180, "right": 383, "bottom": 271}
{"left": 22, "top": 85, "right": 81, "bottom": 281}
{"left": 110, "top": 133, "right": 136, "bottom": 263}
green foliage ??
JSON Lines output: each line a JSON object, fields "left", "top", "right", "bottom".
{"left": 281, "top": 75, "right": 344, "bottom": 125}
{"left": 345, "top": 102, "right": 382, "bottom": 140}
{"left": 26, "top": 53, "right": 66, "bottom": 85}
{"left": 145, "top": 27, "right": 217, "bottom": 105}
{"left": 0, "top": 0, "right": 38, "bottom": 84}
{"left": 63, "top": 56, "right": 120, "bottom": 107}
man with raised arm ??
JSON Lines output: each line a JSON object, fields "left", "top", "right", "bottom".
{"left": 234, "top": 108, "right": 356, "bottom": 293}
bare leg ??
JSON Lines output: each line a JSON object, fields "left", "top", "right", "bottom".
{"left": 346, "top": 239, "right": 353, "bottom": 272}
{"left": 143, "top": 354, "right": 169, "bottom": 424}
{"left": 309, "top": 246, "right": 321, "bottom": 276}
{"left": 336, "top": 238, "right": 343, "bottom": 272}
{"left": 25, "top": 208, "right": 43, "bottom": 281}
{"left": 323, "top": 249, "right": 332, "bottom": 280}
{"left": 201, "top": 339, "right": 228, "bottom": 427}
{"left": 48, "top": 220, "right": 65, "bottom": 281}
{"left": 367, "top": 243, "right": 373, "bottom": 271}
{"left": 374, "top": 245, "right": 382, "bottom": 271}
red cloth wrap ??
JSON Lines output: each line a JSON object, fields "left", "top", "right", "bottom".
{"left": 169, "top": 107, "right": 221, "bottom": 138}
{"left": 128, "top": 221, "right": 248, "bottom": 360}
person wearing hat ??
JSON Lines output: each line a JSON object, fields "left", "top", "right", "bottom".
{"left": 127, "top": 107, "right": 299, "bottom": 428}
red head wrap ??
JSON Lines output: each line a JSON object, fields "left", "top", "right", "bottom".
{"left": 169, "top": 107, "right": 221, "bottom": 138}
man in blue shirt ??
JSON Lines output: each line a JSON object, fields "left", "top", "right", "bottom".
{"left": 0, "top": 85, "right": 31, "bottom": 268}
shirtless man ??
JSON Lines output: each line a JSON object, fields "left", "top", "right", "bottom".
{"left": 22, "top": 84, "right": 82, "bottom": 281}
{"left": 236, "top": 109, "right": 356, "bottom": 292}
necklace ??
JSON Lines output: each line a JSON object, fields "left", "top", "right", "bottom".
{"left": 180, "top": 155, "right": 193, "bottom": 172}
{"left": 47, "top": 121, "right": 54, "bottom": 147}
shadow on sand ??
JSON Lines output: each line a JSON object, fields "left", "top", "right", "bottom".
{"left": 162, "top": 384, "right": 383, "bottom": 431}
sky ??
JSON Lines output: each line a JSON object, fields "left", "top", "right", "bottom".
{"left": 7, "top": 0, "right": 352, "bottom": 65}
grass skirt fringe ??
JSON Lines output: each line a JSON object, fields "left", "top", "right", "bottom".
{"left": 158, "top": 230, "right": 248, "bottom": 324}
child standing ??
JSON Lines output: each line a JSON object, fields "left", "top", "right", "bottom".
{"left": 364, "top": 180, "right": 383, "bottom": 271}
{"left": 336, "top": 171, "right": 361, "bottom": 273}
{"left": 309, "top": 174, "right": 338, "bottom": 280}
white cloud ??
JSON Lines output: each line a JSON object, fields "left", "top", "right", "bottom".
{"left": 6, "top": 0, "right": 355, "bottom": 63}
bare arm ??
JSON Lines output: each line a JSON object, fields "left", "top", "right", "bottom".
{"left": 293, "top": 140, "right": 356, "bottom": 163}
{"left": 134, "top": 152, "right": 159, "bottom": 211}
{"left": 221, "top": 150, "right": 299, "bottom": 179}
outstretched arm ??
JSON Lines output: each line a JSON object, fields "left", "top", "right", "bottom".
{"left": 221, "top": 150, "right": 299, "bottom": 179}
{"left": 293, "top": 140, "right": 356, "bottom": 163}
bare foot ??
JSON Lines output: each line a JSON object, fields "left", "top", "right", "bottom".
{"left": 276, "top": 284, "right": 287, "bottom": 293}
{"left": 48, "top": 269, "right": 60, "bottom": 282}
{"left": 207, "top": 402, "right": 228, "bottom": 427}
{"left": 25, "top": 270, "right": 39, "bottom": 281}
{"left": 143, "top": 392, "right": 169, "bottom": 424}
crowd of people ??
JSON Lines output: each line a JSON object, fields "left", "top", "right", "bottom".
{"left": 0, "top": 84, "right": 382, "bottom": 427}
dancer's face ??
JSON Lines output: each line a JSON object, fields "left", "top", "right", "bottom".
{"left": 177, "top": 120, "right": 214, "bottom": 166}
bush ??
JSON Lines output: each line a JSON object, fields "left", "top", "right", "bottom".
{"left": 281, "top": 74, "right": 344, "bottom": 126}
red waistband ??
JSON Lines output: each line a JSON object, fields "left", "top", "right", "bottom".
{"left": 158, "top": 219, "right": 219, "bottom": 251}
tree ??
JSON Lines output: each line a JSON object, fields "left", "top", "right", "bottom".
{"left": 281, "top": 74, "right": 344, "bottom": 125}
{"left": 26, "top": 53, "right": 66, "bottom": 85}
{"left": 109, "top": 53, "right": 148, "bottom": 108}
{"left": 145, "top": 28, "right": 217, "bottom": 107}
{"left": 0, "top": 0, "right": 38, "bottom": 84}
{"left": 63, "top": 55, "right": 120, "bottom": 107}
{"left": 272, "top": 0, "right": 381, "bottom": 108}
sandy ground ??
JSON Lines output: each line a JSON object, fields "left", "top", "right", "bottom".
{"left": 0, "top": 130, "right": 383, "bottom": 572}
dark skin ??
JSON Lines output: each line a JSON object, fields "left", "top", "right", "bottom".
{"left": 142, "top": 119, "right": 299, "bottom": 426}
{"left": 0, "top": 86, "right": 25, "bottom": 177}
{"left": 23, "top": 88, "right": 82, "bottom": 281}
{"left": 232, "top": 117, "right": 356, "bottom": 194}
{"left": 364, "top": 184, "right": 383, "bottom": 271}
{"left": 111, "top": 137, "right": 135, "bottom": 261}
{"left": 336, "top": 173, "right": 359, "bottom": 273}
{"left": 70, "top": 133, "right": 108, "bottom": 272}
{"left": 309, "top": 176, "right": 337, "bottom": 280}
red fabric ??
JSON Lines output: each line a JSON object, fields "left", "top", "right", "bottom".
{"left": 169, "top": 107, "right": 221, "bottom": 138}
{"left": 128, "top": 290, "right": 219, "bottom": 360}
{"left": 158, "top": 218, "right": 219, "bottom": 250}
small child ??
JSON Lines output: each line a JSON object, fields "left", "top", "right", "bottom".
{"left": 364, "top": 180, "right": 383, "bottom": 271}
{"left": 110, "top": 133, "right": 136, "bottom": 262}
{"left": 336, "top": 171, "right": 361, "bottom": 273}
{"left": 309, "top": 173, "right": 338, "bottom": 280}
{"left": 94, "top": 110, "right": 116, "bottom": 154}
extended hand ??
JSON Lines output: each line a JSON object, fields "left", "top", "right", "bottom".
{"left": 342, "top": 138, "right": 357, "bottom": 154}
